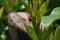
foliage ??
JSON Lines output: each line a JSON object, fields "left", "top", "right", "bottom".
{"left": 22, "top": 0, "right": 60, "bottom": 40}
{"left": 0, "top": 0, "right": 60, "bottom": 40}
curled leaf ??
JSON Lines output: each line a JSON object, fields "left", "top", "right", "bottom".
{"left": 40, "top": 7, "right": 60, "bottom": 27}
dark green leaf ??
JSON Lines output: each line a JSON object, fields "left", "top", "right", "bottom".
{"left": 54, "top": 26, "right": 60, "bottom": 40}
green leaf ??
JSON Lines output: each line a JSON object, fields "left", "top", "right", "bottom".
{"left": 37, "top": 1, "right": 46, "bottom": 23}
{"left": 24, "top": 24, "right": 38, "bottom": 40}
{"left": 38, "top": 0, "right": 43, "bottom": 6}
{"left": 38, "top": 1, "right": 46, "bottom": 16}
{"left": 32, "top": 16, "right": 43, "bottom": 40}
{"left": 40, "top": 7, "right": 60, "bottom": 40}
{"left": 32, "top": 0, "right": 38, "bottom": 17}
{"left": 41, "top": 7, "right": 60, "bottom": 27}
{"left": 54, "top": 26, "right": 60, "bottom": 40}
{"left": 0, "top": 7, "right": 3, "bottom": 18}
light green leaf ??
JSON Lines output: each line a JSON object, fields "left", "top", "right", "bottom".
{"left": 41, "top": 7, "right": 60, "bottom": 27}
{"left": 54, "top": 26, "right": 60, "bottom": 40}
{"left": 24, "top": 24, "right": 38, "bottom": 40}
{"left": 40, "top": 7, "right": 60, "bottom": 40}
